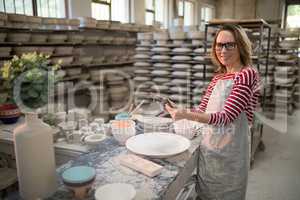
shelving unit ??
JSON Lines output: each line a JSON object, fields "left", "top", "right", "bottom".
{"left": 0, "top": 15, "right": 152, "bottom": 121}
{"left": 204, "top": 19, "right": 272, "bottom": 167}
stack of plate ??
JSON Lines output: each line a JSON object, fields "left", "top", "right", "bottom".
{"left": 90, "top": 85, "right": 110, "bottom": 122}
{"left": 134, "top": 36, "right": 154, "bottom": 104}
{"left": 106, "top": 73, "right": 130, "bottom": 112}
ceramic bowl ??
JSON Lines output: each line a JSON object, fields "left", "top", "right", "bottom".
{"left": 62, "top": 166, "right": 96, "bottom": 199}
{"left": 84, "top": 134, "right": 106, "bottom": 146}
{"left": 51, "top": 56, "right": 73, "bottom": 65}
{"left": 169, "top": 31, "right": 186, "bottom": 40}
{"left": 0, "top": 33, "right": 7, "bottom": 42}
{"left": 173, "top": 119, "right": 202, "bottom": 139}
{"left": 0, "top": 104, "right": 21, "bottom": 124}
{"left": 66, "top": 68, "right": 82, "bottom": 76}
{"left": 14, "top": 46, "right": 38, "bottom": 56}
{"left": 7, "top": 33, "right": 31, "bottom": 43}
{"left": 137, "top": 32, "right": 153, "bottom": 41}
{"left": 95, "top": 183, "right": 136, "bottom": 200}
{"left": 111, "top": 120, "right": 136, "bottom": 145}
{"left": 48, "top": 34, "right": 67, "bottom": 43}
{"left": 0, "top": 47, "right": 12, "bottom": 57}
{"left": 38, "top": 47, "right": 54, "bottom": 56}
{"left": 68, "top": 34, "right": 85, "bottom": 43}
{"left": 55, "top": 46, "right": 74, "bottom": 55}
{"left": 31, "top": 34, "right": 48, "bottom": 43}
{"left": 77, "top": 56, "right": 93, "bottom": 65}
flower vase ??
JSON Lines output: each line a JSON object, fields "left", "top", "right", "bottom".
{"left": 14, "top": 112, "right": 58, "bottom": 199}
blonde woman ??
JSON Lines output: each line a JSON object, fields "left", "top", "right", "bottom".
{"left": 166, "top": 24, "right": 260, "bottom": 200}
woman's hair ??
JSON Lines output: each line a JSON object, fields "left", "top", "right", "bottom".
{"left": 211, "top": 24, "right": 252, "bottom": 73}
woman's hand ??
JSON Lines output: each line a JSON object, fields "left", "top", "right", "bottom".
{"left": 165, "top": 104, "right": 188, "bottom": 121}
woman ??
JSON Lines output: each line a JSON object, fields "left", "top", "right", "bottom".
{"left": 166, "top": 24, "right": 260, "bottom": 200}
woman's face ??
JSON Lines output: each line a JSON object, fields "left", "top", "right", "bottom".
{"left": 215, "top": 30, "right": 240, "bottom": 68}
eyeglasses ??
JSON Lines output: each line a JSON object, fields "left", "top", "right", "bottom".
{"left": 215, "top": 42, "right": 236, "bottom": 51}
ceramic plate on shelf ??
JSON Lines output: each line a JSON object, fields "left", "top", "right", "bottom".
{"left": 151, "top": 85, "right": 169, "bottom": 91}
{"left": 134, "top": 62, "right": 151, "bottom": 67}
{"left": 172, "top": 71, "right": 190, "bottom": 77}
{"left": 153, "top": 63, "right": 171, "bottom": 68}
{"left": 193, "top": 56, "right": 205, "bottom": 61}
{"left": 134, "top": 76, "right": 151, "bottom": 82}
{"left": 194, "top": 48, "right": 205, "bottom": 54}
{"left": 151, "top": 47, "right": 171, "bottom": 52}
{"left": 172, "top": 55, "right": 192, "bottom": 61}
{"left": 135, "top": 47, "right": 150, "bottom": 52}
{"left": 134, "top": 54, "right": 150, "bottom": 60}
{"left": 171, "top": 79, "right": 189, "bottom": 85}
{"left": 152, "top": 55, "right": 171, "bottom": 60}
{"left": 126, "top": 132, "right": 190, "bottom": 158}
{"left": 193, "top": 72, "right": 204, "bottom": 78}
{"left": 153, "top": 77, "right": 171, "bottom": 83}
{"left": 193, "top": 64, "right": 204, "bottom": 70}
{"left": 172, "top": 47, "right": 192, "bottom": 53}
{"left": 152, "top": 70, "right": 170, "bottom": 76}
{"left": 95, "top": 183, "right": 136, "bottom": 200}
{"left": 172, "top": 64, "right": 191, "bottom": 70}
{"left": 134, "top": 69, "right": 151, "bottom": 74}
{"left": 170, "top": 86, "right": 189, "bottom": 93}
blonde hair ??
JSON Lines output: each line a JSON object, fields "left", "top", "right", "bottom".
{"left": 211, "top": 24, "right": 252, "bottom": 73}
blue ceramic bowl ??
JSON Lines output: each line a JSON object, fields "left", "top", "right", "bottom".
{"left": 62, "top": 166, "right": 96, "bottom": 187}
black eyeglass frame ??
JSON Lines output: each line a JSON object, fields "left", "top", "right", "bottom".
{"left": 215, "top": 42, "right": 237, "bottom": 51}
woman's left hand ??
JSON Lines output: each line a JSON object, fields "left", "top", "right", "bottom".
{"left": 165, "top": 104, "right": 188, "bottom": 121}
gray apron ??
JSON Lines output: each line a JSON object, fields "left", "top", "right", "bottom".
{"left": 196, "top": 78, "right": 250, "bottom": 200}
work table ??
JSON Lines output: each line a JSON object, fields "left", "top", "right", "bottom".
{"left": 47, "top": 134, "right": 202, "bottom": 200}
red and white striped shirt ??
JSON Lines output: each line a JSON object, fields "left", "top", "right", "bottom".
{"left": 195, "top": 67, "right": 260, "bottom": 126}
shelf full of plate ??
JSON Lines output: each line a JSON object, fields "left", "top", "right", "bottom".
{"left": 272, "top": 28, "right": 300, "bottom": 115}
{"left": 0, "top": 13, "right": 153, "bottom": 121}
{"left": 134, "top": 29, "right": 213, "bottom": 109}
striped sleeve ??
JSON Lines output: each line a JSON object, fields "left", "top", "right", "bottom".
{"left": 208, "top": 68, "right": 259, "bottom": 126}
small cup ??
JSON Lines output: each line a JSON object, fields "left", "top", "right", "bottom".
{"left": 78, "top": 119, "right": 88, "bottom": 129}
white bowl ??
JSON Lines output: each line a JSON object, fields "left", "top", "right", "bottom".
{"left": 84, "top": 134, "right": 106, "bottom": 146}
{"left": 95, "top": 183, "right": 136, "bottom": 200}
{"left": 173, "top": 119, "right": 202, "bottom": 139}
{"left": 111, "top": 120, "right": 136, "bottom": 145}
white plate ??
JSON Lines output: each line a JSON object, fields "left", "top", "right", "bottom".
{"left": 172, "top": 64, "right": 191, "bottom": 70}
{"left": 153, "top": 77, "right": 171, "bottom": 83}
{"left": 171, "top": 79, "right": 188, "bottom": 85}
{"left": 193, "top": 56, "right": 205, "bottom": 61}
{"left": 153, "top": 63, "right": 171, "bottom": 68}
{"left": 95, "top": 183, "right": 136, "bottom": 200}
{"left": 152, "top": 70, "right": 170, "bottom": 76}
{"left": 193, "top": 48, "right": 204, "bottom": 54}
{"left": 172, "top": 47, "right": 192, "bottom": 53}
{"left": 126, "top": 132, "right": 190, "bottom": 158}
{"left": 152, "top": 55, "right": 171, "bottom": 60}
{"left": 134, "top": 54, "right": 150, "bottom": 59}
{"left": 172, "top": 56, "right": 192, "bottom": 61}
{"left": 151, "top": 47, "right": 171, "bottom": 52}
{"left": 134, "top": 77, "right": 151, "bottom": 81}
{"left": 172, "top": 71, "right": 190, "bottom": 77}
{"left": 134, "top": 62, "right": 151, "bottom": 67}
{"left": 135, "top": 47, "right": 150, "bottom": 52}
